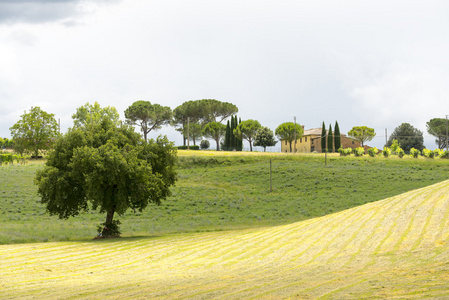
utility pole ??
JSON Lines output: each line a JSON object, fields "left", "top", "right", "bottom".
{"left": 293, "top": 116, "right": 297, "bottom": 153}
{"left": 325, "top": 132, "right": 328, "bottom": 166}
{"left": 446, "top": 115, "right": 449, "bottom": 151}
{"left": 385, "top": 128, "right": 387, "bottom": 146}
{"left": 187, "top": 117, "right": 190, "bottom": 150}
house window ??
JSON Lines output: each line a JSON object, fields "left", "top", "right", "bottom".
{"left": 285, "top": 141, "right": 287, "bottom": 145}
{"left": 352, "top": 141, "right": 354, "bottom": 144}
{"left": 305, "top": 137, "right": 307, "bottom": 142}
{"left": 311, "top": 139, "right": 314, "bottom": 144}
{"left": 300, "top": 138, "right": 302, "bottom": 143}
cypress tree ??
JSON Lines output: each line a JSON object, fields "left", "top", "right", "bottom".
{"left": 334, "top": 121, "right": 341, "bottom": 151}
{"left": 224, "top": 120, "right": 231, "bottom": 151}
{"left": 328, "top": 124, "right": 333, "bottom": 153}
{"left": 238, "top": 117, "right": 243, "bottom": 151}
{"left": 230, "top": 116, "right": 236, "bottom": 150}
{"left": 321, "top": 122, "right": 326, "bottom": 153}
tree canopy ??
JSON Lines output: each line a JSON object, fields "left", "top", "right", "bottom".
{"left": 35, "top": 109, "right": 177, "bottom": 237}
{"left": 9, "top": 106, "right": 60, "bottom": 157}
{"left": 426, "top": 118, "right": 448, "bottom": 149}
{"left": 173, "top": 99, "right": 237, "bottom": 145}
{"left": 72, "top": 102, "right": 120, "bottom": 129}
{"left": 234, "top": 119, "right": 261, "bottom": 151}
{"left": 275, "top": 122, "right": 303, "bottom": 152}
{"left": 348, "top": 126, "right": 376, "bottom": 147}
{"left": 202, "top": 121, "right": 226, "bottom": 151}
{"left": 125, "top": 100, "right": 172, "bottom": 142}
{"left": 386, "top": 123, "right": 424, "bottom": 153}
{"left": 253, "top": 126, "right": 277, "bottom": 152}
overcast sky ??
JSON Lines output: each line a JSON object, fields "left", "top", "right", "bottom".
{"left": 1, "top": 0, "right": 449, "bottom": 150}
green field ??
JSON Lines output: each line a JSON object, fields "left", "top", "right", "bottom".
{"left": 1, "top": 151, "right": 449, "bottom": 244}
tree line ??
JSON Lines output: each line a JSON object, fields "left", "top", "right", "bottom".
{"left": 6, "top": 100, "right": 448, "bottom": 156}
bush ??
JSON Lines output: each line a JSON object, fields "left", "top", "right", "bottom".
{"left": 354, "top": 147, "right": 365, "bottom": 157}
{"left": 338, "top": 147, "right": 352, "bottom": 156}
{"left": 367, "top": 147, "right": 378, "bottom": 157}
{"left": 97, "top": 220, "right": 121, "bottom": 237}
{"left": 390, "top": 139, "right": 401, "bottom": 154}
{"left": 397, "top": 147, "right": 405, "bottom": 158}
{"left": 440, "top": 150, "right": 449, "bottom": 159}
{"left": 382, "top": 147, "right": 391, "bottom": 157}
{"left": 422, "top": 149, "right": 434, "bottom": 158}
{"left": 410, "top": 148, "right": 420, "bottom": 158}
{"left": 177, "top": 145, "right": 200, "bottom": 150}
{"left": 433, "top": 149, "right": 443, "bottom": 157}
{"left": 200, "top": 140, "right": 210, "bottom": 150}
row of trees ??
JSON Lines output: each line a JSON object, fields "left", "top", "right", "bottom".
{"left": 320, "top": 121, "right": 343, "bottom": 153}
{"left": 8, "top": 101, "right": 448, "bottom": 156}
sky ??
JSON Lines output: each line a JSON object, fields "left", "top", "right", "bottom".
{"left": 1, "top": 0, "right": 449, "bottom": 151}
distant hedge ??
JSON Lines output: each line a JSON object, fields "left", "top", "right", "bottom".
{"left": 177, "top": 145, "right": 200, "bottom": 150}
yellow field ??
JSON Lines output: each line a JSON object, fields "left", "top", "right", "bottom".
{"left": 2, "top": 180, "right": 449, "bottom": 299}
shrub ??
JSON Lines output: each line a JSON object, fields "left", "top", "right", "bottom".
{"left": 338, "top": 147, "right": 352, "bottom": 156}
{"left": 177, "top": 145, "right": 200, "bottom": 150}
{"left": 422, "top": 149, "right": 434, "bottom": 158}
{"left": 440, "top": 150, "right": 449, "bottom": 159}
{"left": 200, "top": 140, "right": 210, "bottom": 150}
{"left": 397, "top": 147, "right": 405, "bottom": 158}
{"left": 433, "top": 149, "right": 443, "bottom": 157}
{"left": 367, "top": 147, "right": 378, "bottom": 157}
{"left": 97, "top": 220, "right": 121, "bottom": 237}
{"left": 390, "top": 139, "right": 401, "bottom": 154}
{"left": 382, "top": 147, "right": 391, "bottom": 157}
{"left": 410, "top": 148, "right": 420, "bottom": 158}
{"left": 354, "top": 147, "right": 365, "bottom": 157}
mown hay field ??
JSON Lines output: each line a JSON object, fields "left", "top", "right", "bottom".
{"left": 2, "top": 179, "right": 449, "bottom": 299}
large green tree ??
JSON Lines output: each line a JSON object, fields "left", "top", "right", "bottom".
{"left": 348, "top": 126, "right": 376, "bottom": 147}
{"left": 253, "top": 126, "right": 277, "bottom": 152}
{"left": 234, "top": 119, "right": 261, "bottom": 152}
{"left": 9, "top": 106, "right": 60, "bottom": 157}
{"left": 72, "top": 102, "right": 120, "bottom": 129}
{"left": 275, "top": 122, "right": 304, "bottom": 152}
{"left": 35, "top": 112, "right": 177, "bottom": 237}
{"left": 203, "top": 122, "right": 227, "bottom": 151}
{"left": 386, "top": 123, "right": 424, "bottom": 153}
{"left": 125, "top": 100, "right": 172, "bottom": 142}
{"left": 426, "top": 118, "right": 448, "bottom": 149}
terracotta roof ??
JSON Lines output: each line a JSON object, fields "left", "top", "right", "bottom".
{"left": 303, "top": 128, "right": 323, "bottom": 136}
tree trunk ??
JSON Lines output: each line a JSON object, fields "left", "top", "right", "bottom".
{"left": 105, "top": 208, "right": 115, "bottom": 224}
{"left": 216, "top": 139, "right": 220, "bottom": 151}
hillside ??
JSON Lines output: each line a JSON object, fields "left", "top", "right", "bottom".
{"left": 2, "top": 179, "right": 449, "bottom": 299}
{"left": 2, "top": 153, "right": 449, "bottom": 244}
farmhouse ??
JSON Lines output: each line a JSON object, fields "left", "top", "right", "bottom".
{"left": 280, "top": 127, "right": 362, "bottom": 153}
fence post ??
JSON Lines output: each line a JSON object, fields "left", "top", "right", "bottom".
{"left": 270, "top": 159, "right": 272, "bottom": 192}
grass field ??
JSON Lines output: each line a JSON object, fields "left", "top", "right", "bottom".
{"left": 1, "top": 151, "right": 449, "bottom": 243}
{"left": 2, "top": 179, "right": 449, "bottom": 299}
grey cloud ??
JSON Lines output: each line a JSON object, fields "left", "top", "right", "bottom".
{"left": 0, "top": 0, "right": 119, "bottom": 24}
